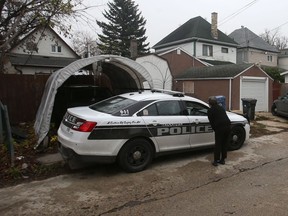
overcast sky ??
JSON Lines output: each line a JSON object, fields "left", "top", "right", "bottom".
{"left": 72, "top": 0, "right": 288, "bottom": 47}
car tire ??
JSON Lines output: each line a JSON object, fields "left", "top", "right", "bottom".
{"left": 271, "top": 104, "right": 277, "bottom": 116}
{"left": 117, "top": 139, "right": 154, "bottom": 173}
{"left": 228, "top": 125, "right": 246, "bottom": 151}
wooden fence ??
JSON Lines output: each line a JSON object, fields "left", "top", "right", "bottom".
{"left": 0, "top": 74, "right": 49, "bottom": 124}
{"left": 0, "top": 74, "right": 287, "bottom": 124}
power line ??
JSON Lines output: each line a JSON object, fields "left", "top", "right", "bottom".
{"left": 219, "top": 0, "right": 259, "bottom": 26}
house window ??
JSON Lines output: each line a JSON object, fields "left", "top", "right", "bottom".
{"left": 267, "top": 55, "right": 273, "bottom": 62}
{"left": 183, "top": 81, "right": 194, "bottom": 94}
{"left": 51, "top": 44, "right": 62, "bottom": 53}
{"left": 203, "top": 45, "right": 213, "bottom": 56}
{"left": 221, "top": 47, "right": 228, "bottom": 53}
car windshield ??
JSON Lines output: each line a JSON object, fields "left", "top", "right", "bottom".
{"left": 89, "top": 96, "right": 136, "bottom": 114}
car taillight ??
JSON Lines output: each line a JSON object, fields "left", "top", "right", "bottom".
{"left": 72, "top": 121, "right": 97, "bottom": 132}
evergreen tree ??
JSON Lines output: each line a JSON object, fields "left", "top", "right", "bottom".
{"left": 96, "top": 0, "right": 150, "bottom": 58}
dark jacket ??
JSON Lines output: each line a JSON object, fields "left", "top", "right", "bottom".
{"left": 207, "top": 104, "right": 231, "bottom": 131}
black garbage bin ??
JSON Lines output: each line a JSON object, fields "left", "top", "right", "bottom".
{"left": 241, "top": 98, "right": 257, "bottom": 121}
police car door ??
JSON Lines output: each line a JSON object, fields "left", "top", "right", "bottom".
{"left": 184, "top": 101, "right": 214, "bottom": 147}
{"left": 138, "top": 100, "right": 191, "bottom": 152}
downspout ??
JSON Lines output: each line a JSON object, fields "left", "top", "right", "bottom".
{"left": 229, "top": 78, "right": 232, "bottom": 110}
{"left": 193, "top": 41, "right": 197, "bottom": 57}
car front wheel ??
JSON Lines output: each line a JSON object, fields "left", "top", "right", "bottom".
{"left": 228, "top": 125, "right": 246, "bottom": 151}
{"left": 117, "top": 138, "right": 154, "bottom": 173}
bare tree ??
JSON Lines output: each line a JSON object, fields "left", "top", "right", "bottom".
{"left": 275, "top": 36, "right": 288, "bottom": 50}
{"left": 71, "top": 31, "right": 100, "bottom": 58}
{"left": 260, "top": 29, "right": 288, "bottom": 50}
{"left": 0, "top": 0, "right": 84, "bottom": 72}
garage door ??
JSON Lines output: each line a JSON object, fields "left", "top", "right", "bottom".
{"left": 241, "top": 77, "right": 268, "bottom": 111}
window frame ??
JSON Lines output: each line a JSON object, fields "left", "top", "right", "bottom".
{"left": 51, "top": 44, "right": 62, "bottom": 53}
{"left": 202, "top": 44, "right": 213, "bottom": 57}
{"left": 267, "top": 55, "right": 273, "bottom": 62}
{"left": 221, "top": 47, "right": 229, "bottom": 54}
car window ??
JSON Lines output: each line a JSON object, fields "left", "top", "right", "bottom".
{"left": 138, "top": 103, "right": 158, "bottom": 116}
{"left": 157, "top": 101, "right": 182, "bottom": 115}
{"left": 139, "top": 101, "right": 182, "bottom": 116}
{"left": 89, "top": 96, "right": 135, "bottom": 114}
{"left": 184, "top": 101, "right": 208, "bottom": 116}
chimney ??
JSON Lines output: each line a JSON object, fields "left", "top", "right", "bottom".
{"left": 211, "top": 12, "right": 218, "bottom": 39}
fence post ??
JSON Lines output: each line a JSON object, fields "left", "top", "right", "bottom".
{"left": 0, "top": 101, "right": 14, "bottom": 167}
{"left": 4, "top": 105, "right": 14, "bottom": 167}
{"left": 0, "top": 101, "right": 3, "bottom": 144}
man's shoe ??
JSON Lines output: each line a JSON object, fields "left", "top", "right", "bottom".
{"left": 212, "top": 161, "right": 218, "bottom": 166}
{"left": 219, "top": 160, "right": 225, "bottom": 165}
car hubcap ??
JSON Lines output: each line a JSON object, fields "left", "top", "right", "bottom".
{"left": 133, "top": 151, "right": 142, "bottom": 160}
{"left": 232, "top": 134, "right": 238, "bottom": 142}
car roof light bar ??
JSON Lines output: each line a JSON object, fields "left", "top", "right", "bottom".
{"left": 151, "top": 88, "right": 185, "bottom": 97}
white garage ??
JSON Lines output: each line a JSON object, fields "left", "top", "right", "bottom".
{"left": 240, "top": 76, "right": 269, "bottom": 111}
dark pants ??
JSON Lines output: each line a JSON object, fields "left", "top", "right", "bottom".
{"left": 214, "top": 126, "right": 230, "bottom": 161}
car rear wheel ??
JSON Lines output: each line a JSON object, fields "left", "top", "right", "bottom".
{"left": 228, "top": 125, "right": 246, "bottom": 151}
{"left": 118, "top": 139, "right": 154, "bottom": 173}
{"left": 271, "top": 104, "right": 277, "bottom": 116}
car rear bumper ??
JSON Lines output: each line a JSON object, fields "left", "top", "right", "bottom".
{"left": 58, "top": 142, "right": 116, "bottom": 164}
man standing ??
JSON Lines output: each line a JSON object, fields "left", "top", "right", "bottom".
{"left": 207, "top": 96, "right": 231, "bottom": 166}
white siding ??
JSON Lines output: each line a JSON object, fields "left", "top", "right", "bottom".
{"left": 246, "top": 49, "right": 278, "bottom": 67}
{"left": 278, "top": 57, "right": 288, "bottom": 70}
{"left": 195, "top": 42, "right": 237, "bottom": 63}
{"left": 11, "top": 28, "right": 77, "bottom": 58}
{"left": 155, "top": 41, "right": 237, "bottom": 63}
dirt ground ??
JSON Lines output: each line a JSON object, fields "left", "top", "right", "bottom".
{"left": 0, "top": 112, "right": 288, "bottom": 216}
{"left": 0, "top": 112, "right": 287, "bottom": 188}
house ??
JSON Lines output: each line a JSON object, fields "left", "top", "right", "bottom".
{"left": 157, "top": 47, "right": 237, "bottom": 89}
{"left": 280, "top": 71, "right": 288, "bottom": 83}
{"left": 153, "top": 13, "right": 238, "bottom": 64}
{"left": 278, "top": 48, "right": 288, "bottom": 71}
{"left": 229, "top": 26, "right": 279, "bottom": 67}
{"left": 156, "top": 47, "right": 208, "bottom": 90}
{"left": 5, "top": 26, "right": 79, "bottom": 74}
{"left": 174, "top": 63, "right": 273, "bottom": 112}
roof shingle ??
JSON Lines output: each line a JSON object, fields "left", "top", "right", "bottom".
{"left": 229, "top": 27, "right": 279, "bottom": 53}
{"left": 153, "top": 16, "right": 238, "bottom": 49}
{"left": 8, "top": 53, "right": 78, "bottom": 68}
{"left": 175, "top": 63, "right": 254, "bottom": 79}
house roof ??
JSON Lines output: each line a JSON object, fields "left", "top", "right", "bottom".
{"left": 229, "top": 27, "right": 279, "bottom": 53}
{"left": 153, "top": 16, "right": 238, "bottom": 49}
{"left": 175, "top": 63, "right": 255, "bottom": 80}
{"left": 9, "top": 53, "right": 78, "bottom": 68}
{"left": 280, "top": 71, "right": 288, "bottom": 76}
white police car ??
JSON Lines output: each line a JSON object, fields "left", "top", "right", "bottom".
{"left": 58, "top": 90, "right": 250, "bottom": 172}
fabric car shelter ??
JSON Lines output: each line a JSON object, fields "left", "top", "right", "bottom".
{"left": 34, "top": 55, "right": 153, "bottom": 148}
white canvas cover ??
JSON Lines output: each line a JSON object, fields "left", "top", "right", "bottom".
{"left": 34, "top": 55, "right": 153, "bottom": 148}
{"left": 136, "top": 55, "right": 172, "bottom": 90}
